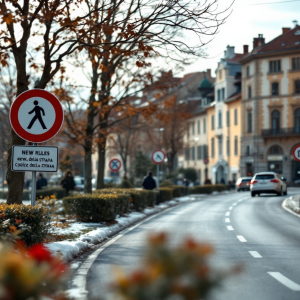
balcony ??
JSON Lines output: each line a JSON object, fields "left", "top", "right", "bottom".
{"left": 261, "top": 127, "right": 300, "bottom": 137}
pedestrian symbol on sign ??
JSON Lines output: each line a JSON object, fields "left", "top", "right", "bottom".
{"left": 27, "top": 100, "right": 47, "bottom": 130}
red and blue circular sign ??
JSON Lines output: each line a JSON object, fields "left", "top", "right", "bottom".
{"left": 292, "top": 145, "right": 300, "bottom": 162}
{"left": 109, "top": 158, "right": 122, "bottom": 172}
{"left": 10, "top": 89, "right": 64, "bottom": 143}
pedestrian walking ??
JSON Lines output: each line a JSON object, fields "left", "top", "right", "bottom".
{"left": 183, "top": 178, "right": 190, "bottom": 195}
{"left": 60, "top": 170, "right": 76, "bottom": 196}
{"left": 220, "top": 178, "right": 225, "bottom": 184}
{"left": 204, "top": 178, "right": 212, "bottom": 184}
{"left": 142, "top": 171, "right": 157, "bottom": 190}
{"left": 36, "top": 173, "right": 47, "bottom": 190}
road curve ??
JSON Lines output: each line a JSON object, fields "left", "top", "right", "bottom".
{"left": 81, "top": 189, "right": 300, "bottom": 300}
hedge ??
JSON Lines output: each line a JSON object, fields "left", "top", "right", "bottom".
{"left": 0, "top": 203, "right": 50, "bottom": 246}
{"left": 160, "top": 180, "right": 173, "bottom": 187}
{"left": 63, "top": 194, "right": 119, "bottom": 222}
{"left": 214, "top": 184, "right": 227, "bottom": 192}
{"left": 190, "top": 185, "right": 213, "bottom": 194}
{"left": 159, "top": 187, "right": 174, "bottom": 202}
{"left": 36, "top": 187, "right": 66, "bottom": 199}
{"left": 139, "top": 190, "right": 157, "bottom": 207}
{"left": 0, "top": 189, "right": 31, "bottom": 201}
{"left": 172, "top": 185, "right": 188, "bottom": 197}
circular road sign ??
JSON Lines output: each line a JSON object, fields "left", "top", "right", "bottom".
{"left": 152, "top": 150, "right": 166, "bottom": 164}
{"left": 292, "top": 145, "right": 300, "bottom": 162}
{"left": 109, "top": 158, "right": 122, "bottom": 172}
{"left": 10, "top": 89, "right": 64, "bottom": 143}
{"left": 203, "top": 158, "right": 209, "bottom": 165}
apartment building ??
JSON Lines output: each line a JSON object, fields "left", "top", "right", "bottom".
{"left": 240, "top": 26, "right": 300, "bottom": 183}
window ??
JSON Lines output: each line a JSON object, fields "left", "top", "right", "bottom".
{"left": 234, "top": 109, "right": 238, "bottom": 125}
{"left": 222, "top": 88, "right": 225, "bottom": 100}
{"left": 226, "top": 111, "right": 230, "bottom": 127}
{"left": 211, "top": 138, "right": 215, "bottom": 158}
{"left": 218, "top": 138, "right": 222, "bottom": 156}
{"left": 269, "top": 60, "right": 281, "bottom": 73}
{"left": 197, "top": 145, "right": 202, "bottom": 160}
{"left": 268, "top": 145, "right": 283, "bottom": 155}
{"left": 217, "top": 89, "right": 221, "bottom": 102}
{"left": 246, "top": 66, "right": 250, "bottom": 77}
{"left": 247, "top": 112, "right": 252, "bottom": 133}
{"left": 271, "top": 110, "right": 280, "bottom": 132}
{"left": 197, "top": 120, "right": 200, "bottom": 134}
{"left": 185, "top": 148, "right": 190, "bottom": 161}
{"left": 294, "top": 109, "right": 300, "bottom": 133}
{"left": 246, "top": 145, "right": 251, "bottom": 156}
{"left": 248, "top": 86, "right": 252, "bottom": 99}
{"left": 226, "top": 137, "right": 230, "bottom": 156}
{"left": 192, "top": 147, "right": 195, "bottom": 160}
{"left": 203, "top": 119, "right": 206, "bottom": 133}
{"left": 234, "top": 136, "right": 238, "bottom": 156}
{"left": 295, "top": 80, "right": 300, "bottom": 94}
{"left": 271, "top": 82, "right": 279, "bottom": 95}
{"left": 292, "top": 57, "right": 300, "bottom": 70}
{"left": 211, "top": 115, "right": 215, "bottom": 130}
{"left": 191, "top": 122, "right": 195, "bottom": 135}
{"left": 218, "top": 111, "right": 222, "bottom": 128}
{"left": 203, "top": 145, "right": 208, "bottom": 158}
{"left": 219, "top": 70, "right": 222, "bottom": 79}
{"left": 187, "top": 126, "right": 189, "bottom": 138}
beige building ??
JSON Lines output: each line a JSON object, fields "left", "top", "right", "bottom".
{"left": 240, "top": 26, "right": 300, "bottom": 184}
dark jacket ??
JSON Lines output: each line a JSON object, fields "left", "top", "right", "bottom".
{"left": 36, "top": 177, "right": 47, "bottom": 190}
{"left": 142, "top": 176, "right": 157, "bottom": 190}
{"left": 60, "top": 176, "right": 76, "bottom": 195}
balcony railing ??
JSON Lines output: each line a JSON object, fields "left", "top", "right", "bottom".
{"left": 261, "top": 127, "right": 300, "bottom": 137}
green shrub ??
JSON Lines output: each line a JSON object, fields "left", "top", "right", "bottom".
{"left": 94, "top": 189, "right": 130, "bottom": 215}
{"left": 119, "top": 179, "right": 134, "bottom": 189}
{"left": 0, "top": 189, "right": 31, "bottom": 201}
{"left": 160, "top": 180, "right": 173, "bottom": 187}
{"left": 214, "top": 184, "right": 226, "bottom": 192}
{"left": 63, "top": 194, "right": 119, "bottom": 222}
{"left": 0, "top": 203, "right": 50, "bottom": 246}
{"left": 191, "top": 185, "right": 213, "bottom": 194}
{"left": 36, "top": 187, "right": 66, "bottom": 199}
{"left": 159, "top": 187, "right": 174, "bottom": 202}
{"left": 139, "top": 190, "right": 157, "bottom": 207}
{"left": 104, "top": 183, "right": 116, "bottom": 189}
{"left": 172, "top": 185, "right": 188, "bottom": 197}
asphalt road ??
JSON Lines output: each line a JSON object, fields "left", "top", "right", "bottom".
{"left": 84, "top": 188, "right": 300, "bottom": 300}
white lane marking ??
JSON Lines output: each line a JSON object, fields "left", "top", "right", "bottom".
{"left": 229, "top": 206, "right": 233, "bottom": 210}
{"left": 238, "top": 199, "right": 243, "bottom": 202}
{"left": 268, "top": 272, "right": 300, "bottom": 291}
{"left": 237, "top": 235, "right": 247, "bottom": 242}
{"left": 225, "top": 211, "right": 230, "bottom": 216}
{"left": 225, "top": 218, "right": 230, "bottom": 223}
{"left": 249, "top": 251, "right": 262, "bottom": 258}
{"left": 233, "top": 203, "right": 237, "bottom": 206}
{"left": 227, "top": 226, "right": 234, "bottom": 230}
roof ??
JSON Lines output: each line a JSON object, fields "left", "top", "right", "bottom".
{"left": 241, "top": 26, "right": 300, "bottom": 62}
{"left": 226, "top": 53, "right": 247, "bottom": 62}
{"left": 224, "top": 91, "right": 241, "bottom": 104}
{"left": 198, "top": 77, "right": 213, "bottom": 89}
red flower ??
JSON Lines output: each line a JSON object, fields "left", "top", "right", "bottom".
{"left": 27, "top": 244, "right": 54, "bottom": 263}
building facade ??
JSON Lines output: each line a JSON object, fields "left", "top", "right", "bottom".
{"left": 240, "top": 26, "right": 300, "bottom": 184}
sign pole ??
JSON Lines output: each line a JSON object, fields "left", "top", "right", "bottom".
{"left": 31, "top": 143, "right": 37, "bottom": 206}
{"left": 157, "top": 164, "right": 159, "bottom": 190}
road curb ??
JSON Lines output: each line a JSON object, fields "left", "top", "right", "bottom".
{"left": 282, "top": 199, "right": 300, "bottom": 218}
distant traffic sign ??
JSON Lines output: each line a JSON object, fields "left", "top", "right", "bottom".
{"left": 12, "top": 145, "right": 58, "bottom": 172}
{"left": 204, "top": 158, "right": 209, "bottom": 165}
{"left": 109, "top": 158, "right": 122, "bottom": 172}
{"left": 10, "top": 89, "right": 64, "bottom": 143}
{"left": 152, "top": 150, "right": 165, "bottom": 164}
{"left": 292, "top": 145, "right": 300, "bottom": 162}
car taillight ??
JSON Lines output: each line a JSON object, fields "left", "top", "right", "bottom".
{"left": 250, "top": 180, "right": 257, "bottom": 184}
{"left": 270, "top": 179, "right": 279, "bottom": 183}
{"left": 246, "top": 182, "right": 250, "bottom": 186}
{"left": 238, "top": 183, "right": 242, "bottom": 186}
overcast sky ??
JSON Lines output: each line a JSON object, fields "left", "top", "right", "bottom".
{"left": 181, "top": 0, "right": 300, "bottom": 76}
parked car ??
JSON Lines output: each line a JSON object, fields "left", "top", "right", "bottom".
{"left": 74, "top": 176, "right": 84, "bottom": 192}
{"left": 250, "top": 172, "right": 287, "bottom": 197}
{"left": 235, "top": 177, "right": 253, "bottom": 192}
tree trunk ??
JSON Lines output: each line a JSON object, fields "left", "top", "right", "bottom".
{"left": 96, "top": 133, "right": 107, "bottom": 190}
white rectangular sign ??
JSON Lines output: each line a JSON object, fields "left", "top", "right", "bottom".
{"left": 12, "top": 145, "right": 58, "bottom": 172}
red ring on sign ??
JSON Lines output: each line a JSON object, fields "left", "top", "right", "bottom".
{"left": 109, "top": 158, "right": 122, "bottom": 172}
{"left": 292, "top": 145, "right": 300, "bottom": 162}
{"left": 10, "top": 89, "right": 64, "bottom": 143}
{"left": 152, "top": 150, "right": 166, "bottom": 164}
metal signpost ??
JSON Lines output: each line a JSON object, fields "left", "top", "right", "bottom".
{"left": 9, "top": 89, "right": 64, "bottom": 206}
{"left": 152, "top": 150, "right": 166, "bottom": 190}
{"left": 109, "top": 159, "right": 122, "bottom": 173}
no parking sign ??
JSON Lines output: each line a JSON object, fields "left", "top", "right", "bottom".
{"left": 109, "top": 158, "right": 122, "bottom": 172}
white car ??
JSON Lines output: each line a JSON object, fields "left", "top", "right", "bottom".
{"left": 250, "top": 172, "right": 287, "bottom": 197}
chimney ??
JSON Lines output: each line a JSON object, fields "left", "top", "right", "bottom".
{"left": 243, "top": 45, "right": 249, "bottom": 54}
{"left": 225, "top": 45, "right": 235, "bottom": 59}
{"left": 206, "top": 69, "right": 211, "bottom": 78}
{"left": 282, "top": 27, "right": 290, "bottom": 34}
{"left": 253, "top": 34, "right": 265, "bottom": 50}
